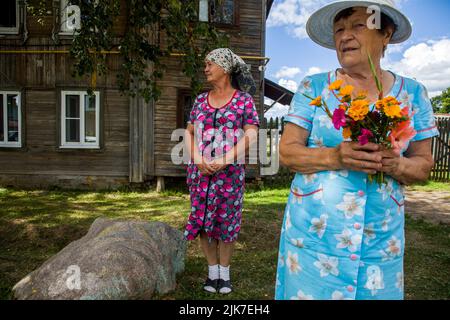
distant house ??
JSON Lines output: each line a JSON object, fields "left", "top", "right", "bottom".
{"left": 0, "top": 0, "right": 273, "bottom": 189}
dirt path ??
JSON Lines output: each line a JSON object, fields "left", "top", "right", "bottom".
{"left": 405, "top": 190, "right": 450, "bottom": 225}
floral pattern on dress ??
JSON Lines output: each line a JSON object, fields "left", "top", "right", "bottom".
{"left": 275, "top": 71, "right": 439, "bottom": 300}
{"left": 184, "top": 90, "right": 260, "bottom": 243}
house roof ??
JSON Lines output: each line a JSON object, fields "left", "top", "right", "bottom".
{"left": 264, "top": 78, "right": 294, "bottom": 110}
{"left": 267, "top": 0, "right": 274, "bottom": 18}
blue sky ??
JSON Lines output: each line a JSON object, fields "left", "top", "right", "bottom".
{"left": 265, "top": 0, "right": 450, "bottom": 118}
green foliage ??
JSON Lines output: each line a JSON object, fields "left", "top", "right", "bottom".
{"left": 28, "top": 0, "right": 228, "bottom": 102}
{"left": 26, "top": 0, "right": 52, "bottom": 25}
{"left": 431, "top": 87, "right": 450, "bottom": 114}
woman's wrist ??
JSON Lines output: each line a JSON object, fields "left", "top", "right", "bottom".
{"left": 327, "top": 147, "right": 342, "bottom": 171}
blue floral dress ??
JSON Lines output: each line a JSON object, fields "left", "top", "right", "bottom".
{"left": 275, "top": 70, "right": 439, "bottom": 300}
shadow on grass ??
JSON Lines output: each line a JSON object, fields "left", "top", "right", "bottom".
{"left": 1, "top": 186, "right": 449, "bottom": 300}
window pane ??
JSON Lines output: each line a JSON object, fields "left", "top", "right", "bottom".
{"left": 199, "top": 0, "right": 209, "bottom": 22}
{"left": 84, "top": 95, "right": 97, "bottom": 143}
{"left": 0, "top": 0, "right": 17, "bottom": 28}
{"left": 66, "top": 95, "right": 80, "bottom": 118}
{"left": 66, "top": 119, "right": 80, "bottom": 142}
{"left": 61, "top": 1, "right": 81, "bottom": 32}
{"left": 183, "top": 95, "right": 193, "bottom": 127}
{"left": 0, "top": 95, "right": 4, "bottom": 142}
{"left": 7, "top": 94, "right": 19, "bottom": 142}
{"left": 211, "top": 0, "right": 234, "bottom": 25}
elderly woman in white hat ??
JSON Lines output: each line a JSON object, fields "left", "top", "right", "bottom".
{"left": 275, "top": 0, "right": 439, "bottom": 300}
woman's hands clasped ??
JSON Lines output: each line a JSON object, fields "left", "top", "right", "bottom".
{"left": 334, "top": 142, "right": 382, "bottom": 175}
{"left": 197, "top": 157, "right": 229, "bottom": 176}
{"left": 334, "top": 142, "right": 402, "bottom": 175}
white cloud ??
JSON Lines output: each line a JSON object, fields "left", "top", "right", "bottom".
{"left": 305, "top": 66, "right": 323, "bottom": 76}
{"left": 384, "top": 38, "right": 450, "bottom": 97}
{"left": 265, "top": 98, "right": 290, "bottom": 119}
{"left": 267, "top": 0, "right": 330, "bottom": 40}
{"left": 385, "top": 42, "right": 407, "bottom": 55}
{"left": 275, "top": 66, "right": 302, "bottom": 79}
{"left": 278, "top": 79, "right": 299, "bottom": 92}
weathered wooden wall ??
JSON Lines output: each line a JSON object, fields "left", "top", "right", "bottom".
{"left": 0, "top": 1, "right": 130, "bottom": 189}
{"left": 152, "top": 0, "right": 266, "bottom": 178}
{"left": 0, "top": 0, "right": 267, "bottom": 188}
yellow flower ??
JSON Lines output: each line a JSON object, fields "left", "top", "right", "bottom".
{"left": 348, "top": 99, "right": 370, "bottom": 121}
{"left": 375, "top": 100, "right": 384, "bottom": 110}
{"left": 356, "top": 90, "right": 368, "bottom": 98}
{"left": 328, "top": 79, "right": 344, "bottom": 91}
{"left": 383, "top": 96, "right": 400, "bottom": 105}
{"left": 338, "top": 85, "right": 354, "bottom": 97}
{"left": 309, "top": 96, "right": 322, "bottom": 107}
{"left": 377, "top": 96, "right": 403, "bottom": 118}
{"left": 343, "top": 126, "right": 352, "bottom": 139}
{"left": 384, "top": 104, "right": 403, "bottom": 118}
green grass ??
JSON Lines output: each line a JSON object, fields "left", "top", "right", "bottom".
{"left": 408, "top": 181, "right": 450, "bottom": 192}
{"left": 0, "top": 185, "right": 448, "bottom": 300}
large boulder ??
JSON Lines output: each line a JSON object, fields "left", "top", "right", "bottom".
{"left": 12, "top": 218, "right": 186, "bottom": 300}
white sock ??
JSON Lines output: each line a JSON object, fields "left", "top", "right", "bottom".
{"left": 219, "top": 265, "right": 230, "bottom": 281}
{"left": 208, "top": 264, "right": 219, "bottom": 280}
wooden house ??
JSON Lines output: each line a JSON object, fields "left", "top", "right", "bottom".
{"left": 0, "top": 0, "right": 274, "bottom": 189}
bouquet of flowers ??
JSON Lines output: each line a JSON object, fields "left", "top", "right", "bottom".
{"left": 304, "top": 56, "right": 416, "bottom": 185}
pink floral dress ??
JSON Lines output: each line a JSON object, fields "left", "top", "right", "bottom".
{"left": 184, "top": 90, "right": 260, "bottom": 243}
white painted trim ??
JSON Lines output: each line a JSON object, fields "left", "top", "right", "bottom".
{"left": 0, "top": 0, "right": 20, "bottom": 35}
{"left": 61, "top": 91, "right": 100, "bottom": 149}
{"left": 0, "top": 91, "right": 21, "bottom": 148}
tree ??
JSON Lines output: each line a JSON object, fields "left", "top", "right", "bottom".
{"left": 431, "top": 87, "right": 450, "bottom": 114}
{"left": 27, "top": 0, "right": 229, "bottom": 102}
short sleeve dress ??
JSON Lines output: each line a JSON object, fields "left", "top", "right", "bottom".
{"left": 275, "top": 71, "right": 439, "bottom": 300}
{"left": 183, "top": 90, "right": 260, "bottom": 243}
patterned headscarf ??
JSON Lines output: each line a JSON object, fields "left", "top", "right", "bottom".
{"left": 205, "top": 48, "right": 256, "bottom": 96}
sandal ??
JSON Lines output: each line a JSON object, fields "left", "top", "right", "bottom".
{"left": 218, "top": 279, "right": 233, "bottom": 294}
{"left": 203, "top": 278, "right": 219, "bottom": 293}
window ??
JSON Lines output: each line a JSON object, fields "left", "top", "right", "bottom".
{"left": 177, "top": 90, "right": 194, "bottom": 129}
{"left": 61, "top": 91, "right": 100, "bottom": 149}
{"left": 60, "top": 0, "right": 81, "bottom": 35}
{"left": 198, "top": 0, "right": 238, "bottom": 26}
{"left": 210, "top": 0, "right": 237, "bottom": 25}
{"left": 0, "top": 92, "right": 21, "bottom": 148}
{"left": 0, "top": 0, "right": 19, "bottom": 34}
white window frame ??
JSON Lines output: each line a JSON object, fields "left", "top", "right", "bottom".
{"left": 61, "top": 91, "right": 100, "bottom": 149}
{"left": 0, "top": 0, "right": 20, "bottom": 35}
{"left": 59, "top": 0, "right": 80, "bottom": 35}
{"left": 0, "top": 91, "right": 22, "bottom": 148}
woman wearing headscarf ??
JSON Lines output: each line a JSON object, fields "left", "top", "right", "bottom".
{"left": 183, "top": 48, "right": 260, "bottom": 294}
{"left": 275, "top": 0, "right": 439, "bottom": 300}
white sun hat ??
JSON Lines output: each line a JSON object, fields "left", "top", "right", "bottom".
{"left": 306, "top": 0, "right": 412, "bottom": 50}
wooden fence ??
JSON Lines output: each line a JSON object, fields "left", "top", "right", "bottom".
{"left": 432, "top": 116, "right": 450, "bottom": 181}
{"left": 260, "top": 115, "right": 450, "bottom": 184}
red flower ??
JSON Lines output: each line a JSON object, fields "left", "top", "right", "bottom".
{"left": 358, "top": 129, "right": 374, "bottom": 145}
{"left": 332, "top": 108, "right": 347, "bottom": 129}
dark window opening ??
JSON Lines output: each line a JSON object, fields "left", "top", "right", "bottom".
{"left": 210, "top": 0, "right": 236, "bottom": 25}
{"left": 0, "top": 0, "right": 17, "bottom": 29}
{"left": 177, "top": 90, "right": 194, "bottom": 130}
